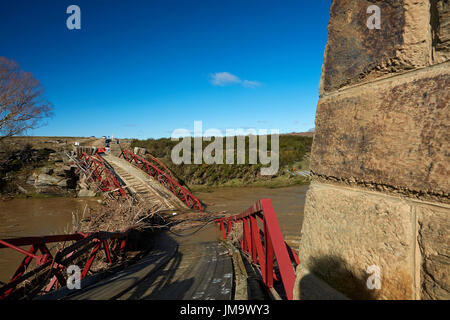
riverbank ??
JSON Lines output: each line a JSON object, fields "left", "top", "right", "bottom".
{"left": 0, "top": 136, "right": 113, "bottom": 198}
{"left": 0, "top": 139, "right": 80, "bottom": 198}
{"left": 189, "top": 174, "right": 309, "bottom": 192}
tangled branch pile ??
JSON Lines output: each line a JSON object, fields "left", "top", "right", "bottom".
{"left": 75, "top": 195, "right": 162, "bottom": 234}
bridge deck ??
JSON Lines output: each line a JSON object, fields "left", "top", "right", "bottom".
{"left": 52, "top": 153, "right": 235, "bottom": 300}
{"left": 63, "top": 225, "right": 233, "bottom": 300}
{"left": 102, "top": 154, "right": 186, "bottom": 210}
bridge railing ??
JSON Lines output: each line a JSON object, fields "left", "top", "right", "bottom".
{"left": 0, "top": 230, "right": 130, "bottom": 299}
{"left": 119, "top": 149, "right": 203, "bottom": 211}
{"left": 78, "top": 152, "right": 128, "bottom": 198}
{"left": 145, "top": 153, "right": 177, "bottom": 180}
{"left": 215, "top": 198, "right": 299, "bottom": 300}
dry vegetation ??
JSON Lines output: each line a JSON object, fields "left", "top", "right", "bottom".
{"left": 77, "top": 196, "right": 160, "bottom": 233}
{"left": 131, "top": 134, "right": 313, "bottom": 188}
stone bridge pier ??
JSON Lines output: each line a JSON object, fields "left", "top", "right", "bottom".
{"left": 295, "top": 0, "right": 449, "bottom": 299}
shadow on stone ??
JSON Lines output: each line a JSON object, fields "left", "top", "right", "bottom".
{"left": 300, "top": 255, "right": 378, "bottom": 300}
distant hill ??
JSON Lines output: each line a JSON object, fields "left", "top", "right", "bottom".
{"left": 287, "top": 131, "right": 314, "bottom": 137}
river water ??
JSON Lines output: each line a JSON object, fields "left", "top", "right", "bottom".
{"left": 196, "top": 184, "right": 309, "bottom": 248}
{"left": 0, "top": 197, "right": 100, "bottom": 283}
{"left": 0, "top": 185, "right": 308, "bottom": 284}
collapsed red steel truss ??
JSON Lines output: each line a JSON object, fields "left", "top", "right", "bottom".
{"left": 216, "top": 198, "right": 300, "bottom": 300}
{"left": 0, "top": 153, "right": 132, "bottom": 299}
{"left": 0, "top": 230, "right": 129, "bottom": 299}
{"left": 78, "top": 152, "right": 128, "bottom": 198}
{"left": 120, "top": 150, "right": 203, "bottom": 211}
{"left": 145, "top": 153, "right": 177, "bottom": 180}
{"left": 0, "top": 152, "right": 203, "bottom": 299}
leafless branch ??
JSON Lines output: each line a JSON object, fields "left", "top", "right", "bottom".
{"left": 0, "top": 57, "right": 53, "bottom": 141}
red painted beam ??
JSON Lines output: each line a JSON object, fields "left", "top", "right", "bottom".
{"left": 0, "top": 230, "right": 130, "bottom": 299}
{"left": 215, "top": 198, "right": 298, "bottom": 300}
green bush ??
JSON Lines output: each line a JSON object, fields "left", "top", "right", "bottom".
{"left": 131, "top": 135, "right": 312, "bottom": 187}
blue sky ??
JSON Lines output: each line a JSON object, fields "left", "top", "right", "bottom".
{"left": 0, "top": 0, "right": 331, "bottom": 139}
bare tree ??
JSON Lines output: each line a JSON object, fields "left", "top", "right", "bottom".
{"left": 0, "top": 57, "right": 53, "bottom": 141}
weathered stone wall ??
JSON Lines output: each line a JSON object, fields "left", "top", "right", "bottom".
{"left": 295, "top": 0, "right": 449, "bottom": 300}
{"left": 313, "top": 64, "right": 449, "bottom": 202}
{"left": 431, "top": 0, "right": 450, "bottom": 63}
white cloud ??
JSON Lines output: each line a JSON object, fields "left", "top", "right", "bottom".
{"left": 242, "top": 80, "right": 261, "bottom": 88}
{"left": 209, "top": 72, "right": 241, "bottom": 86}
{"left": 209, "top": 72, "right": 261, "bottom": 88}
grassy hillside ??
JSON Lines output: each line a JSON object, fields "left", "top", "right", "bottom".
{"left": 131, "top": 135, "right": 313, "bottom": 189}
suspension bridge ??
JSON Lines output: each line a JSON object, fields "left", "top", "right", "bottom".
{"left": 0, "top": 148, "right": 299, "bottom": 300}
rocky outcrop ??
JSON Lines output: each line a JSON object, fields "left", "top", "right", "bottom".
{"left": 77, "top": 189, "right": 97, "bottom": 197}
{"left": 25, "top": 162, "right": 78, "bottom": 194}
{"left": 76, "top": 175, "right": 98, "bottom": 197}
{"left": 35, "top": 173, "right": 64, "bottom": 187}
{"left": 0, "top": 146, "right": 79, "bottom": 196}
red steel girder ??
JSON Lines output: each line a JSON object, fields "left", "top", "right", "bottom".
{"left": 215, "top": 198, "right": 299, "bottom": 300}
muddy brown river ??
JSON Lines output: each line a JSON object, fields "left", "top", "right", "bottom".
{"left": 0, "top": 185, "right": 308, "bottom": 284}
{"left": 196, "top": 184, "right": 308, "bottom": 247}
{"left": 0, "top": 197, "right": 100, "bottom": 283}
